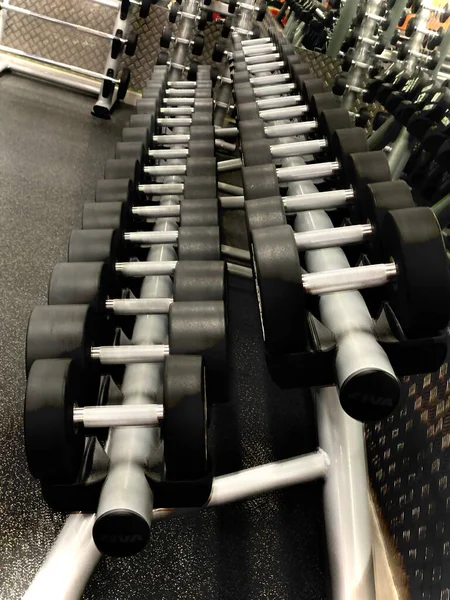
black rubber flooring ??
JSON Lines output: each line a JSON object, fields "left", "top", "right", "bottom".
{"left": 0, "top": 75, "right": 327, "bottom": 600}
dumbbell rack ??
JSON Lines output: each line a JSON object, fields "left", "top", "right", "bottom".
{"left": 0, "top": 0, "right": 143, "bottom": 117}
{"left": 20, "top": 13, "right": 450, "bottom": 600}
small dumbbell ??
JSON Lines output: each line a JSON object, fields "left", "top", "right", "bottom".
{"left": 397, "top": 43, "right": 440, "bottom": 69}
{"left": 355, "top": 5, "right": 390, "bottom": 30}
{"left": 25, "top": 355, "right": 208, "bottom": 484}
{"left": 220, "top": 17, "right": 260, "bottom": 39}
{"left": 110, "top": 29, "right": 139, "bottom": 60}
{"left": 160, "top": 27, "right": 204, "bottom": 56}
{"left": 341, "top": 49, "right": 381, "bottom": 76}
{"left": 228, "top": 0, "right": 267, "bottom": 20}
{"left": 120, "top": 0, "right": 152, "bottom": 20}
{"left": 347, "top": 31, "right": 386, "bottom": 54}
{"left": 405, "top": 18, "right": 444, "bottom": 50}
{"left": 48, "top": 259, "right": 225, "bottom": 312}
{"left": 251, "top": 208, "right": 450, "bottom": 356}
{"left": 26, "top": 300, "right": 227, "bottom": 382}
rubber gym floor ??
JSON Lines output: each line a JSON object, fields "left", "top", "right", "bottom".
{"left": 0, "top": 75, "right": 327, "bottom": 599}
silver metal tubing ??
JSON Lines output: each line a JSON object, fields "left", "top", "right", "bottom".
{"left": 0, "top": 3, "right": 124, "bottom": 43}
{"left": 388, "top": 127, "right": 412, "bottom": 180}
{"left": 249, "top": 73, "right": 290, "bottom": 85}
{"left": 124, "top": 230, "right": 179, "bottom": 244}
{"left": 265, "top": 121, "right": 318, "bottom": 137}
{"left": 218, "top": 181, "right": 244, "bottom": 195}
{"left": 25, "top": 453, "right": 328, "bottom": 598}
{"left": 208, "top": 451, "right": 329, "bottom": 507}
{"left": 215, "top": 138, "right": 236, "bottom": 152}
{"left": 245, "top": 53, "right": 280, "bottom": 65}
{"left": 294, "top": 224, "right": 372, "bottom": 251}
{"left": 214, "top": 126, "right": 239, "bottom": 138}
{"left": 74, "top": 404, "right": 164, "bottom": 428}
{"left": 283, "top": 189, "right": 354, "bottom": 213}
{"left": 139, "top": 183, "right": 184, "bottom": 195}
{"left": 257, "top": 95, "right": 301, "bottom": 109}
{"left": 302, "top": 263, "right": 396, "bottom": 295}
{"left": 133, "top": 205, "right": 180, "bottom": 218}
{"left": 115, "top": 261, "right": 177, "bottom": 277}
{"left": 148, "top": 148, "right": 189, "bottom": 159}
{"left": 316, "top": 388, "right": 376, "bottom": 600}
{"left": 277, "top": 161, "right": 340, "bottom": 183}
{"left": 152, "top": 134, "right": 190, "bottom": 145}
{"left": 217, "top": 158, "right": 242, "bottom": 172}
{"left": 157, "top": 117, "right": 192, "bottom": 126}
{"left": 221, "top": 244, "right": 251, "bottom": 263}
{"left": 160, "top": 106, "right": 194, "bottom": 115}
{"left": 106, "top": 297, "right": 174, "bottom": 315}
{"left": 252, "top": 82, "right": 296, "bottom": 97}
{"left": 219, "top": 195, "right": 245, "bottom": 208}
{"left": 227, "top": 263, "right": 253, "bottom": 278}
{"left": 248, "top": 60, "right": 284, "bottom": 73}
{"left": 23, "top": 513, "right": 102, "bottom": 600}
{"left": 258, "top": 104, "right": 308, "bottom": 121}
{"left": 271, "top": 139, "right": 327, "bottom": 159}
{"left": 144, "top": 164, "right": 186, "bottom": 176}
{"left": 0, "top": 44, "right": 115, "bottom": 83}
{"left": 91, "top": 344, "right": 170, "bottom": 364}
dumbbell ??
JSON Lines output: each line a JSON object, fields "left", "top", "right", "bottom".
{"left": 397, "top": 43, "right": 440, "bottom": 69}
{"left": 48, "top": 259, "right": 225, "bottom": 313}
{"left": 67, "top": 225, "right": 220, "bottom": 264}
{"left": 341, "top": 49, "right": 381, "bottom": 76}
{"left": 228, "top": 0, "right": 267, "bottom": 20}
{"left": 25, "top": 300, "right": 227, "bottom": 389}
{"left": 245, "top": 174, "right": 414, "bottom": 239}
{"left": 239, "top": 110, "right": 366, "bottom": 167}
{"left": 354, "top": 4, "right": 389, "bottom": 28}
{"left": 220, "top": 16, "right": 260, "bottom": 40}
{"left": 110, "top": 30, "right": 138, "bottom": 59}
{"left": 160, "top": 27, "right": 205, "bottom": 56}
{"left": 405, "top": 19, "right": 444, "bottom": 50}
{"left": 242, "top": 125, "right": 391, "bottom": 195}
{"left": 120, "top": 0, "right": 152, "bottom": 19}
{"left": 103, "top": 157, "right": 217, "bottom": 199}
{"left": 25, "top": 355, "right": 208, "bottom": 484}
{"left": 251, "top": 207, "right": 450, "bottom": 360}
{"left": 347, "top": 31, "right": 386, "bottom": 54}
{"left": 82, "top": 193, "right": 219, "bottom": 230}
{"left": 167, "top": 2, "right": 209, "bottom": 28}
{"left": 101, "top": 68, "right": 131, "bottom": 100}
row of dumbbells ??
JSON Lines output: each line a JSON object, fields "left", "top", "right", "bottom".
{"left": 24, "top": 65, "right": 229, "bottom": 554}
{"left": 231, "top": 28, "right": 450, "bottom": 422}
{"left": 336, "top": 0, "right": 446, "bottom": 105}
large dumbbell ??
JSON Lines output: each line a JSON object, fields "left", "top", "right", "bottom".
{"left": 25, "top": 355, "right": 208, "bottom": 484}
{"left": 251, "top": 207, "right": 450, "bottom": 354}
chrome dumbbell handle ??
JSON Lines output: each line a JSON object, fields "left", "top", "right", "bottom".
{"left": 73, "top": 404, "right": 164, "bottom": 428}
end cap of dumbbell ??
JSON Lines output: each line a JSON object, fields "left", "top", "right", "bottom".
{"left": 93, "top": 510, "right": 151, "bottom": 556}
{"left": 340, "top": 370, "right": 400, "bottom": 422}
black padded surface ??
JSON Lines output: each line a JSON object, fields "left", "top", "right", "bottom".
{"left": 0, "top": 76, "right": 327, "bottom": 598}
